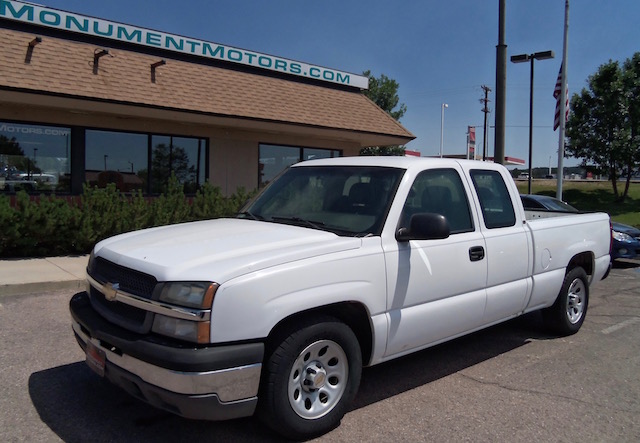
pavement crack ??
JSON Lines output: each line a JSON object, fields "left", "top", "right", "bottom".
{"left": 458, "top": 373, "right": 640, "bottom": 414}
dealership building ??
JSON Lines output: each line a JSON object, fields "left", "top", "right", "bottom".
{"left": 0, "top": 0, "right": 414, "bottom": 195}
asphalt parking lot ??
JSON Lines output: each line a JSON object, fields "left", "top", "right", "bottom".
{"left": 1, "top": 261, "right": 639, "bottom": 442}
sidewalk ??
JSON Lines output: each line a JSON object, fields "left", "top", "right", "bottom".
{"left": 0, "top": 255, "right": 89, "bottom": 297}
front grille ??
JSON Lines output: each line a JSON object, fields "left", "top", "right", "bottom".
{"left": 90, "top": 257, "right": 157, "bottom": 299}
{"left": 91, "top": 286, "right": 147, "bottom": 325}
{"left": 88, "top": 257, "right": 157, "bottom": 334}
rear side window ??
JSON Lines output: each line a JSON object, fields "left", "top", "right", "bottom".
{"left": 470, "top": 170, "right": 516, "bottom": 229}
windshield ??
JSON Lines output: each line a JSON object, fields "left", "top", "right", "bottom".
{"left": 239, "top": 165, "right": 405, "bottom": 236}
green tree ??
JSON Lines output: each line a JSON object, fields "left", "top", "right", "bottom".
{"left": 621, "top": 53, "right": 640, "bottom": 197}
{"left": 0, "top": 135, "right": 41, "bottom": 176}
{"left": 360, "top": 70, "right": 407, "bottom": 156}
{"left": 0, "top": 135, "right": 24, "bottom": 156}
{"left": 566, "top": 55, "right": 640, "bottom": 201}
{"left": 151, "top": 143, "right": 197, "bottom": 193}
{"left": 363, "top": 70, "right": 407, "bottom": 121}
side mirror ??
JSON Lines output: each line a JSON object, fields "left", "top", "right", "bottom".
{"left": 396, "top": 213, "right": 450, "bottom": 242}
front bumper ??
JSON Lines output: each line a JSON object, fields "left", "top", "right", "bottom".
{"left": 70, "top": 291, "right": 263, "bottom": 420}
{"left": 612, "top": 241, "right": 640, "bottom": 260}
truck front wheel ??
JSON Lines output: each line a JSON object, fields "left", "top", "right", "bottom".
{"left": 544, "top": 266, "right": 589, "bottom": 335}
{"left": 258, "top": 316, "right": 362, "bottom": 440}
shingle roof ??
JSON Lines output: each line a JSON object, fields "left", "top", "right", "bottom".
{"left": 0, "top": 27, "right": 414, "bottom": 143}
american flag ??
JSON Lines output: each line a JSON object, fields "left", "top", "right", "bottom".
{"left": 553, "top": 64, "right": 569, "bottom": 131}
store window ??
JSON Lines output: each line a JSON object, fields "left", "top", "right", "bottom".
{"left": 0, "top": 122, "right": 71, "bottom": 193}
{"left": 86, "top": 130, "right": 207, "bottom": 194}
{"left": 86, "top": 130, "right": 147, "bottom": 192}
{"left": 259, "top": 144, "right": 340, "bottom": 187}
{"left": 151, "top": 136, "right": 206, "bottom": 194}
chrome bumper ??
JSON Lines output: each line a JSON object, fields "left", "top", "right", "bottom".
{"left": 70, "top": 291, "right": 263, "bottom": 420}
{"left": 73, "top": 321, "right": 261, "bottom": 400}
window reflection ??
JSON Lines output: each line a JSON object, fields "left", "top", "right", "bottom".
{"left": 151, "top": 136, "right": 205, "bottom": 194}
{"left": 303, "top": 148, "right": 338, "bottom": 162}
{"left": 86, "top": 130, "right": 147, "bottom": 192}
{"left": 259, "top": 144, "right": 340, "bottom": 187}
{"left": 86, "top": 130, "right": 207, "bottom": 194}
{"left": 0, "top": 122, "right": 71, "bottom": 193}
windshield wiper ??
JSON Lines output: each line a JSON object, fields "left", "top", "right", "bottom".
{"left": 271, "top": 216, "right": 326, "bottom": 230}
{"left": 236, "top": 211, "right": 264, "bottom": 221}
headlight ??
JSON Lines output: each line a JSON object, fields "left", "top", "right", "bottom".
{"left": 152, "top": 315, "right": 211, "bottom": 343}
{"left": 152, "top": 281, "right": 218, "bottom": 343}
{"left": 613, "top": 231, "right": 634, "bottom": 242}
{"left": 157, "top": 282, "right": 218, "bottom": 309}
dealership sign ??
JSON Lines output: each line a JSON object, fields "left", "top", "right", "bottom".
{"left": 0, "top": 0, "right": 369, "bottom": 89}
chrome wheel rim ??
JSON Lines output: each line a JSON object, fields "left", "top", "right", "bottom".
{"left": 287, "top": 339, "right": 348, "bottom": 419}
{"left": 566, "top": 277, "right": 586, "bottom": 324}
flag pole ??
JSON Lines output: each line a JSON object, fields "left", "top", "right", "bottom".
{"left": 556, "top": 0, "right": 569, "bottom": 200}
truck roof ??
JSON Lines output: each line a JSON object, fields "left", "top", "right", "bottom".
{"left": 294, "top": 156, "right": 505, "bottom": 172}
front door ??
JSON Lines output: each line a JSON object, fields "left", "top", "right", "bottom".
{"left": 382, "top": 167, "right": 488, "bottom": 358}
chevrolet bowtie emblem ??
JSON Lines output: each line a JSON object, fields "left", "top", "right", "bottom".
{"left": 104, "top": 282, "right": 120, "bottom": 302}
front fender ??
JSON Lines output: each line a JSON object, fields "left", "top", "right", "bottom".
{"left": 209, "top": 239, "right": 386, "bottom": 343}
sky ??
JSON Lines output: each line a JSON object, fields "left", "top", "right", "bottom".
{"left": 35, "top": 0, "right": 640, "bottom": 168}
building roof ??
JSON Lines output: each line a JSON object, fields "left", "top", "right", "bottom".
{"left": 0, "top": 27, "right": 414, "bottom": 146}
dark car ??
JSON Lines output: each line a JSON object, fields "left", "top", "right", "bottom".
{"left": 611, "top": 222, "right": 640, "bottom": 260}
{"left": 520, "top": 194, "right": 640, "bottom": 261}
{"left": 520, "top": 194, "right": 579, "bottom": 213}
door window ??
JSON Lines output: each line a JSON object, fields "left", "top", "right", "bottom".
{"left": 400, "top": 168, "right": 473, "bottom": 234}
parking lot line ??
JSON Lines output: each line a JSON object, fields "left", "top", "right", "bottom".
{"left": 601, "top": 317, "right": 640, "bottom": 335}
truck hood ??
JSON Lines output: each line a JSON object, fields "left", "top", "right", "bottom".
{"left": 93, "top": 218, "right": 362, "bottom": 283}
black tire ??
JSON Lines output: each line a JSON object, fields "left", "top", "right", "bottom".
{"left": 543, "top": 267, "right": 589, "bottom": 335}
{"left": 258, "top": 316, "right": 362, "bottom": 440}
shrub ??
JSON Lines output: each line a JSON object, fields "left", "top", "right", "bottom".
{"left": 0, "top": 179, "right": 255, "bottom": 258}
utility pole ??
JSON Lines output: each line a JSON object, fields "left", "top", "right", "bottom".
{"left": 494, "top": 0, "right": 507, "bottom": 164}
{"left": 556, "top": 0, "right": 570, "bottom": 200}
{"left": 480, "top": 85, "right": 492, "bottom": 161}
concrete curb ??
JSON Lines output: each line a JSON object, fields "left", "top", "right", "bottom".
{"left": 0, "top": 279, "right": 85, "bottom": 298}
{"left": 0, "top": 255, "right": 89, "bottom": 298}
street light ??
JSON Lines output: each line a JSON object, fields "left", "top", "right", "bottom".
{"left": 440, "top": 103, "right": 448, "bottom": 158}
{"left": 510, "top": 50, "right": 554, "bottom": 194}
{"left": 31, "top": 148, "right": 38, "bottom": 179}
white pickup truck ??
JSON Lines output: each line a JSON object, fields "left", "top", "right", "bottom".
{"left": 70, "top": 157, "right": 611, "bottom": 439}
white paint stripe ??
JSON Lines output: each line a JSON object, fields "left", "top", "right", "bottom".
{"left": 601, "top": 317, "right": 640, "bottom": 335}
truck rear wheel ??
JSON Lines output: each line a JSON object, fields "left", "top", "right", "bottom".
{"left": 258, "top": 316, "right": 362, "bottom": 440}
{"left": 544, "top": 267, "right": 589, "bottom": 335}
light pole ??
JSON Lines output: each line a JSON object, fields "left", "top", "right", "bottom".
{"left": 439, "top": 103, "right": 448, "bottom": 158}
{"left": 104, "top": 154, "right": 108, "bottom": 171}
{"left": 31, "top": 148, "right": 38, "bottom": 179}
{"left": 510, "top": 50, "right": 554, "bottom": 194}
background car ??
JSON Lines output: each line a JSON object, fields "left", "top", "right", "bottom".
{"left": 520, "top": 194, "right": 639, "bottom": 261}
{"left": 520, "top": 194, "right": 579, "bottom": 213}
{"left": 611, "top": 222, "right": 640, "bottom": 260}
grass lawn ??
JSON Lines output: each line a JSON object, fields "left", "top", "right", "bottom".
{"left": 515, "top": 179, "right": 640, "bottom": 227}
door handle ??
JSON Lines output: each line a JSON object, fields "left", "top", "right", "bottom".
{"left": 469, "top": 246, "right": 485, "bottom": 262}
